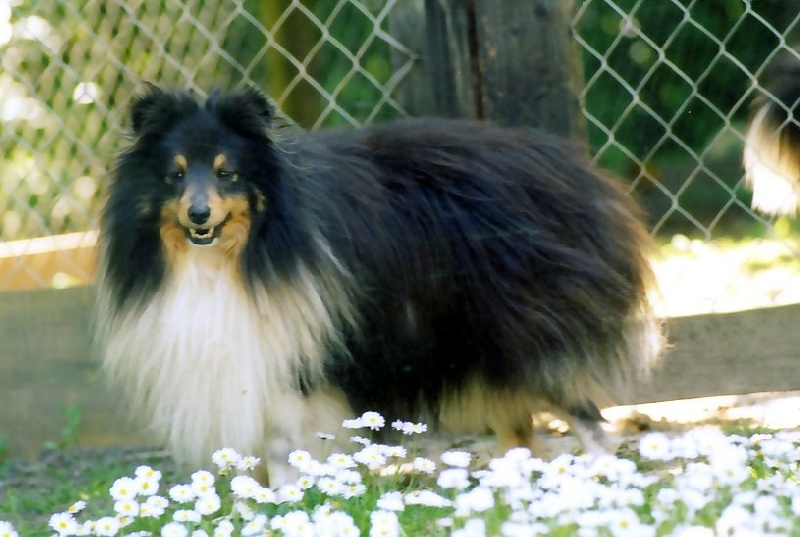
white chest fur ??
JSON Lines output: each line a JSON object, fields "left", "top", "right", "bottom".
{"left": 101, "top": 247, "right": 346, "bottom": 468}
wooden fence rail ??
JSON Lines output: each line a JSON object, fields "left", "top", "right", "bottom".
{"left": 3, "top": 283, "right": 800, "bottom": 458}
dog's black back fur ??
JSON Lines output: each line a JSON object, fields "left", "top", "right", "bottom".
{"left": 290, "top": 120, "right": 652, "bottom": 413}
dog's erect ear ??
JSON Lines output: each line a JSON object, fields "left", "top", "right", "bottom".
{"left": 128, "top": 83, "right": 198, "bottom": 137}
{"left": 239, "top": 88, "right": 275, "bottom": 124}
{"left": 207, "top": 87, "right": 277, "bottom": 138}
{"left": 129, "top": 83, "right": 166, "bottom": 135}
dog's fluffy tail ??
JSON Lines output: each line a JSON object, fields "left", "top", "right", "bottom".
{"left": 745, "top": 60, "right": 800, "bottom": 215}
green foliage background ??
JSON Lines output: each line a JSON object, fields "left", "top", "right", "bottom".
{"left": 0, "top": 0, "right": 794, "bottom": 241}
{"left": 577, "top": 0, "right": 796, "bottom": 235}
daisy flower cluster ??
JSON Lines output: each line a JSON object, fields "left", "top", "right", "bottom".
{"left": 4, "top": 413, "right": 800, "bottom": 536}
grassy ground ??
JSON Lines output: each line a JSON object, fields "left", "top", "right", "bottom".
{"left": 3, "top": 393, "right": 799, "bottom": 535}
{"left": 0, "top": 446, "right": 186, "bottom": 534}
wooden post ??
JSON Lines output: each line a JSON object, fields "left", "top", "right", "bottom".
{"left": 472, "top": 0, "right": 586, "bottom": 139}
{"left": 389, "top": 0, "right": 477, "bottom": 120}
{"left": 391, "top": 0, "right": 586, "bottom": 141}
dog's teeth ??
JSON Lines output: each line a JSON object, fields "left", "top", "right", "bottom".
{"left": 187, "top": 227, "right": 216, "bottom": 244}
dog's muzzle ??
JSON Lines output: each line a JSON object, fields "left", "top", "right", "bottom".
{"left": 183, "top": 196, "right": 228, "bottom": 245}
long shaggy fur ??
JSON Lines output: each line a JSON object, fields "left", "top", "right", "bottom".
{"left": 97, "top": 86, "right": 661, "bottom": 483}
{"left": 745, "top": 59, "right": 800, "bottom": 215}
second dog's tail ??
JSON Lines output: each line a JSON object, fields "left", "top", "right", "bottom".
{"left": 744, "top": 63, "right": 800, "bottom": 215}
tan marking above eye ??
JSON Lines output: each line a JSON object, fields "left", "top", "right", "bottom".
{"left": 214, "top": 153, "right": 238, "bottom": 181}
{"left": 174, "top": 154, "right": 188, "bottom": 171}
{"left": 166, "top": 155, "right": 188, "bottom": 183}
{"left": 213, "top": 154, "right": 228, "bottom": 171}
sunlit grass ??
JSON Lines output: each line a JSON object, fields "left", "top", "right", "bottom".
{"left": 653, "top": 228, "right": 800, "bottom": 317}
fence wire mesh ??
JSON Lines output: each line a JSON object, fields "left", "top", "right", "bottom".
{"left": 573, "top": 0, "right": 800, "bottom": 315}
{"left": 1, "top": 0, "right": 799, "bottom": 317}
{"left": 0, "top": 0, "right": 415, "bottom": 289}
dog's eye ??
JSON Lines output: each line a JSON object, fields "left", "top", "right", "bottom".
{"left": 217, "top": 169, "right": 238, "bottom": 182}
{"left": 166, "top": 170, "right": 185, "bottom": 183}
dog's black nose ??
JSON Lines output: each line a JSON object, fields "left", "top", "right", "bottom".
{"left": 188, "top": 203, "right": 211, "bottom": 225}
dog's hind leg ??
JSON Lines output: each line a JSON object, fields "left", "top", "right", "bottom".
{"left": 494, "top": 419, "right": 539, "bottom": 456}
{"left": 561, "top": 402, "right": 620, "bottom": 456}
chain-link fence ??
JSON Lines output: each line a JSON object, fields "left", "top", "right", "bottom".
{"left": 0, "top": 0, "right": 416, "bottom": 289}
{"left": 1, "top": 0, "right": 799, "bottom": 317}
{"left": 573, "top": 0, "right": 800, "bottom": 315}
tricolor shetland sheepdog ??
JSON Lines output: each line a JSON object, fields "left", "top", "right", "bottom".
{"left": 97, "top": 86, "right": 661, "bottom": 484}
{"left": 745, "top": 57, "right": 800, "bottom": 215}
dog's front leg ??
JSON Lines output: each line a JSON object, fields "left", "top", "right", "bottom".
{"left": 263, "top": 387, "right": 355, "bottom": 486}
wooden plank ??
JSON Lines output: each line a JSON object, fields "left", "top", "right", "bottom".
{"left": 472, "top": 0, "right": 586, "bottom": 138}
{"left": 3, "top": 284, "right": 800, "bottom": 455}
{"left": 0, "top": 231, "right": 97, "bottom": 291}
{"left": 0, "top": 286, "right": 150, "bottom": 458}
{"left": 621, "top": 303, "right": 800, "bottom": 405}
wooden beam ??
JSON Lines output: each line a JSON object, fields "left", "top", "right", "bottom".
{"left": 0, "top": 286, "right": 150, "bottom": 458}
{"left": 3, "top": 284, "right": 800, "bottom": 456}
{"left": 621, "top": 303, "right": 800, "bottom": 405}
{"left": 0, "top": 231, "right": 97, "bottom": 291}
{"left": 392, "top": 1, "right": 586, "bottom": 140}
{"left": 388, "top": 0, "right": 435, "bottom": 116}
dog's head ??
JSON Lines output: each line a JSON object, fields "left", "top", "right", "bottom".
{"left": 115, "top": 85, "right": 277, "bottom": 259}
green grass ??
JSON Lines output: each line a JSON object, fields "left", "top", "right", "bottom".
{"left": 42, "top": 405, "right": 82, "bottom": 452}
{"left": 0, "top": 448, "right": 185, "bottom": 535}
{"left": 3, "top": 415, "right": 800, "bottom": 536}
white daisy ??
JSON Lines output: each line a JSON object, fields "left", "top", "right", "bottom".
{"left": 173, "top": 509, "right": 201, "bottom": 523}
{"left": 109, "top": 476, "right": 139, "bottom": 501}
{"left": 327, "top": 452, "right": 356, "bottom": 470}
{"left": 93, "top": 517, "right": 121, "bottom": 537}
{"left": 360, "top": 411, "right": 385, "bottom": 430}
{"left": 168, "top": 484, "right": 196, "bottom": 503}
{"left": 639, "top": 432, "right": 673, "bottom": 461}
{"left": 231, "top": 475, "right": 260, "bottom": 499}
{"left": 412, "top": 457, "right": 437, "bottom": 474}
{"left": 236, "top": 455, "right": 262, "bottom": 472}
{"left": 370, "top": 510, "right": 400, "bottom": 537}
{"left": 211, "top": 447, "right": 242, "bottom": 470}
{"left": 48, "top": 512, "right": 78, "bottom": 535}
{"left": 160, "top": 521, "right": 189, "bottom": 537}
{"left": 0, "top": 522, "right": 17, "bottom": 537}
{"left": 441, "top": 450, "right": 472, "bottom": 468}
{"left": 195, "top": 493, "right": 221, "bottom": 516}
{"left": 376, "top": 491, "right": 405, "bottom": 511}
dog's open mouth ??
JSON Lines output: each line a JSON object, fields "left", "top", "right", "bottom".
{"left": 184, "top": 215, "right": 230, "bottom": 245}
